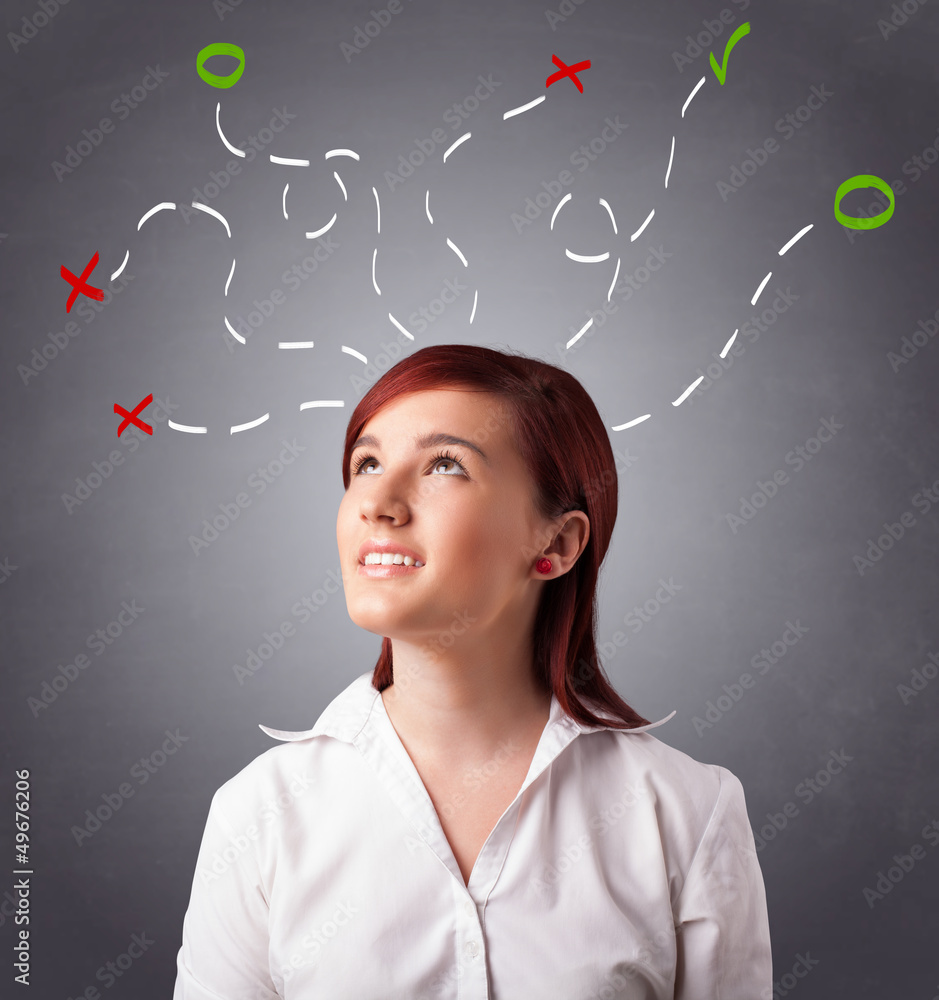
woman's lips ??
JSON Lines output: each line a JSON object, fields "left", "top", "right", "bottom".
{"left": 357, "top": 562, "right": 425, "bottom": 578}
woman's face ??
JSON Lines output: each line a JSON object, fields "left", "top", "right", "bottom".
{"left": 336, "top": 389, "right": 557, "bottom": 645}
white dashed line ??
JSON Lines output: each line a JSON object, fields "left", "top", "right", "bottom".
{"left": 612, "top": 413, "right": 652, "bottom": 430}
{"left": 299, "top": 399, "right": 345, "bottom": 410}
{"left": 779, "top": 225, "right": 813, "bottom": 255}
{"left": 565, "top": 249, "right": 610, "bottom": 263}
{"left": 191, "top": 202, "right": 231, "bottom": 238}
{"left": 126, "top": 47, "right": 820, "bottom": 444}
{"left": 442, "top": 132, "right": 471, "bottom": 163}
{"left": 215, "top": 103, "right": 245, "bottom": 158}
{"left": 566, "top": 318, "right": 593, "bottom": 349}
{"left": 681, "top": 76, "right": 706, "bottom": 118}
{"left": 388, "top": 313, "right": 414, "bottom": 340}
{"left": 447, "top": 237, "right": 468, "bottom": 267}
{"left": 110, "top": 250, "right": 129, "bottom": 281}
{"left": 342, "top": 346, "right": 368, "bottom": 364}
{"left": 230, "top": 413, "right": 270, "bottom": 435}
{"left": 225, "top": 316, "right": 245, "bottom": 345}
{"left": 503, "top": 96, "right": 545, "bottom": 120}
{"left": 137, "top": 203, "right": 176, "bottom": 230}
{"left": 607, "top": 257, "right": 621, "bottom": 303}
{"left": 599, "top": 198, "right": 617, "bottom": 235}
{"left": 630, "top": 209, "right": 654, "bottom": 242}
{"left": 550, "top": 192, "right": 572, "bottom": 230}
{"left": 751, "top": 272, "right": 772, "bottom": 306}
{"left": 305, "top": 213, "right": 337, "bottom": 240}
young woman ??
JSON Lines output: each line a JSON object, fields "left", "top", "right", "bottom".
{"left": 174, "top": 344, "right": 772, "bottom": 999}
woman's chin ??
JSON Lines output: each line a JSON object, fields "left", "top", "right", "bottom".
{"left": 349, "top": 608, "right": 404, "bottom": 635}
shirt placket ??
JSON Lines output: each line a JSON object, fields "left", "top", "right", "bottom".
{"left": 354, "top": 705, "right": 494, "bottom": 998}
{"left": 355, "top": 696, "right": 587, "bottom": 999}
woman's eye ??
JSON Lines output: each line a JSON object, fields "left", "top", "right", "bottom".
{"left": 430, "top": 453, "right": 467, "bottom": 475}
{"left": 352, "top": 453, "right": 467, "bottom": 476}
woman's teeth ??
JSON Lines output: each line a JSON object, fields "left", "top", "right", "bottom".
{"left": 362, "top": 552, "right": 424, "bottom": 567}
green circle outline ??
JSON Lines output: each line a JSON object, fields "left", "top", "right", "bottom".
{"left": 196, "top": 42, "right": 245, "bottom": 89}
{"left": 834, "top": 174, "right": 895, "bottom": 230}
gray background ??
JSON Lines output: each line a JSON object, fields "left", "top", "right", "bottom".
{"left": 2, "top": 0, "right": 938, "bottom": 995}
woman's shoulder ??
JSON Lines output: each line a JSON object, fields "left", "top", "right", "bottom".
{"left": 617, "top": 727, "right": 726, "bottom": 781}
{"left": 592, "top": 726, "right": 747, "bottom": 831}
{"left": 207, "top": 672, "right": 376, "bottom": 816}
{"left": 204, "top": 732, "right": 338, "bottom": 829}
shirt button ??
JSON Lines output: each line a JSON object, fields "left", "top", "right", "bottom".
{"left": 465, "top": 940, "right": 479, "bottom": 958}
{"left": 464, "top": 900, "right": 476, "bottom": 918}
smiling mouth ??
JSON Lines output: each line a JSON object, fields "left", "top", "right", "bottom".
{"left": 360, "top": 554, "right": 425, "bottom": 568}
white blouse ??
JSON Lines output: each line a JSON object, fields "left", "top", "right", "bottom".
{"left": 173, "top": 670, "right": 772, "bottom": 999}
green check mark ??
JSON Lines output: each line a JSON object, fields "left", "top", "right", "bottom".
{"left": 710, "top": 22, "right": 751, "bottom": 85}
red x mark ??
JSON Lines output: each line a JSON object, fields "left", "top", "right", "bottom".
{"left": 61, "top": 251, "right": 104, "bottom": 313}
{"left": 114, "top": 393, "right": 154, "bottom": 437}
{"left": 546, "top": 54, "right": 592, "bottom": 93}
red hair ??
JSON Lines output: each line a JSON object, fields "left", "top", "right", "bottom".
{"left": 340, "top": 344, "right": 651, "bottom": 730}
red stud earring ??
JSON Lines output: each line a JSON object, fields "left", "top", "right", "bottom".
{"left": 536, "top": 557, "right": 552, "bottom": 574}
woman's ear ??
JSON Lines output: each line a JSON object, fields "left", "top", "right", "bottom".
{"left": 545, "top": 512, "right": 590, "bottom": 574}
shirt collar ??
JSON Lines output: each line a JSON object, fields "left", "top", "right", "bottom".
{"left": 259, "top": 670, "right": 676, "bottom": 744}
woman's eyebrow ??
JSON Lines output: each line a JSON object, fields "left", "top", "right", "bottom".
{"left": 350, "top": 431, "right": 491, "bottom": 466}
